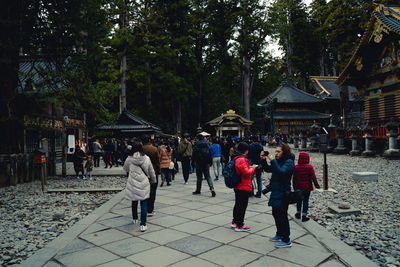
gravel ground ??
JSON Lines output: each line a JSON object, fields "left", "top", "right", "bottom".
{"left": 1, "top": 152, "right": 399, "bottom": 267}
{"left": 0, "top": 176, "right": 127, "bottom": 266}
{"left": 291, "top": 151, "right": 400, "bottom": 267}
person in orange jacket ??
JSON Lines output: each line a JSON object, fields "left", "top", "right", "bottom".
{"left": 231, "top": 142, "right": 258, "bottom": 232}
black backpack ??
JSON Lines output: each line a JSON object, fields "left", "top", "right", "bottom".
{"left": 197, "top": 145, "right": 211, "bottom": 164}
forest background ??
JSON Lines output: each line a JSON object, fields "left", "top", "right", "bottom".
{"left": 1, "top": 0, "right": 398, "bottom": 135}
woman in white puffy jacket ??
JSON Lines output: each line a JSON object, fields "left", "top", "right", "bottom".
{"left": 123, "top": 141, "right": 156, "bottom": 232}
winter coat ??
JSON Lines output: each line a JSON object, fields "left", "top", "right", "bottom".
{"left": 292, "top": 152, "right": 320, "bottom": 192}
{"left": 123, "top": 152, "right": 156, "bottom": 201}
{"left": 192, "top": 140, "right": 212, "bottom": 166}
{"left": 159, "top": 146, "right": 172, "bottom": 169}
{"left": 210, "top": 144, "right": 222, "bottom": 158}
{"left": 233, "top": 154, "right": 255, "bottom": 192}
{"left": 143, "top": 144, "right": 161, "bottom": 175}
{"left": 92, "top": 142, "right": 102, "bottom": 153}
{"left": 178, "top": 139, "right": 193, "bottom": 158}
{"left": 262, "top": 157, "right": 294, "bottom": 208}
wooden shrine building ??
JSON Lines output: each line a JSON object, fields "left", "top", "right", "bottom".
{"left": 258, "top": 83, "right": 330, "bottom": 134}
{"left": 97, "top": 109, "right": 162, "bottom": 138}
{"left": 336, "top": 4, "right": 400, "bottom": 131}
{"left": 310, "top": 76, "right": 362, "bottom": 126}
{"left": 207, "top": 110, "right": 253, "bottom": 137}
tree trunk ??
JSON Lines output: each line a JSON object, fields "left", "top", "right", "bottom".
{"left": 286, "top": 32, "right": 294, "bottom": 84}
{"left": 319, "top": 45, "right": 325, "bottom": 76}
{"left": 243, "top": 55, "right": 251, "bottom": 120}
{"left": 145, "top": 61, "right": 151, "bottom": 105}
{"left": 198, "top": 74, "right": 203, "bottom": 124}
{"left": 176, "top": 101, "right": 182, "bottom": 134}
{"left": 120, "top": 47, "right": 127, "bottom": 113}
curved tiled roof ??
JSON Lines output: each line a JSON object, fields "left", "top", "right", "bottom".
{"left": 258, "top": 83, "right": 322, "bottom": 106}
{"left": 337, "top": 5, "right": 400, "bottom": 86}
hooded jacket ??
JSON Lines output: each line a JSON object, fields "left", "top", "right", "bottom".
{"left": 233, "top": 153, "right": 255, "bottom": 192}
{"left": 123, "top": 152, "right": 156, "bottom": 201}
{"left": 292, "top": 152, "right": 320, "bottom": 192}
{"left": 159, "top": 145, "right": 172, "bottom": 169}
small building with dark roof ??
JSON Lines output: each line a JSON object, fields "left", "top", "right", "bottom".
{"left": 336, "top": 4, "right": 400, "bottom": 131}
{"left": 97, "top": 109, "right": 162, "bottom": 137}
{"left": 258, "top": 83, "right": 330, "bottom": 134}
{"left": 207, "top": 109, "right": 253, "bottom": 137}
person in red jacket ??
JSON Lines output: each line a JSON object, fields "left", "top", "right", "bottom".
{"left": 292, "top": 152, "right": 320, "bottom": 222}
{"left": 231, "top": 142, "right": 258, "bottom": 232}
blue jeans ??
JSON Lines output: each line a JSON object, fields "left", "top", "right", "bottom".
{"left": 296, "top": 191, "right": 310, "bottom": 216}
{"left": 272, "top": 204, "right": 290, "bottom": 243}
{"left": 132, "top": 200, "right": 148, "bottom": 226}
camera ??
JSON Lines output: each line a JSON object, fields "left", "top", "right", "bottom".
{"left": 264, "top": 150, "right": 269, "bottom": 156}
{"left": 262, "top": 183, "right": 272, "bottom": 194}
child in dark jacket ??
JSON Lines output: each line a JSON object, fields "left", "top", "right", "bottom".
{"left": 292, "top": 152, "right": 320, "bottom": 222}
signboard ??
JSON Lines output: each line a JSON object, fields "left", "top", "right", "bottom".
{"left": 67, "top": 135, "right": 75, "bottom": 154}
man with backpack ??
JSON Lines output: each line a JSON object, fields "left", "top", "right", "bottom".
{"left": 192, "top": 133, "right": 216, "bottom": 197}
{"left": 178, "top": 133, "right": 193, "bottom": 184}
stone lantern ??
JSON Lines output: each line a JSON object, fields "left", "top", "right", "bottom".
{"left": 334, "top": 127, "right": 347, "bottom": 154}
{"left": 310, "top": 121, "right": 321, "bottom": 152}
{"left": 196, "top": 123, "right": 203, "bottom": 134}
{"left": 361, "top": 124, "right": 375, "bottom": 157}
{"left": 383, "top": 118, "right": 400, "bottom": 158}
{"left": 349, "top": 127, "right": 361, "bottom": 156}
{"left": 293, "top": 131, "right": 299, "bottom": 149}
{"left": 327, "top": 119, "right": 336, "bottom": 152}
{"left": 299, "top": 128, "right": 308, "bottom": 151}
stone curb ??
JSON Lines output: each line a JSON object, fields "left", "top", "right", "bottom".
{"left": 288, "top": 205, "right": 378, "bottom": 267}
{"left": 18, "top": 190, "right": 125, "bottom": 267}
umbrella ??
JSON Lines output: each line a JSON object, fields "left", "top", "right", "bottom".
{"left": 199, "top": 131, "right": 211, "bottom": 136}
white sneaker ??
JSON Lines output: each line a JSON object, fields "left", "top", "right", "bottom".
{"left": 82, "top": 176, "right": 87, "bottom": 180}
{"left": 148, "top": 212, "right": 155, "bottom": 217}
{"left": 184, "top": 182, "right": 188, "bottom": 185}
{"left": 132, "top": 219, "right": 138, "bottom": 224}
{"left": 140, "top": 225, "right": 147, "bottom": 232}
{"left": 76, "top": 176, "right": 79, "bottom": 179}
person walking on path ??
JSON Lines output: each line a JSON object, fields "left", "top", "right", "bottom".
{"left": 142, "top": 135, "right": 161, "bottom": 217}
{"left": 248, "top": 135, "right": 264, "bottom": 198}
{"left": 92, "top": 139, "right": 102, "bottom": 167}
{"left": 178, "top": 133, "right": 193, "bottom": 184}
{"left": 84, "top": 154, "right": 94, "bottom": 180}
{"left": 123, "top": 141, "right": 156, "bottom": 232}
{"left": 104, "top": 139, "right": 113, "bottom": 168}
{"left": 231, "top": 142, "right": 257, "bottom": 232}
{"left": 210, "top": 137, "right": 222, "bottom": 181}
{"left": 292, "top": 152, "right": 320, "bottom": 222}
{"left": 261, "top": 143, "right": 294, "bottom": 248}
{"left": 73, "top": 145, "right": 86, "bottom": 179}
{"left": 192, "top": 134, "right": 216, "bottom": 197}
{"left": 159, "top": 142, "right": 173, "bottom": 187}
{"left": 221, "top": 137, "right": 231, "bottom": 170}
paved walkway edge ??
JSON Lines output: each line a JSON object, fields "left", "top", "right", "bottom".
{"left": 288, "top": 205, "right": 378, "bottom": 267}
{"left": 18, "top": 190, "right": 125, "bottom": 267}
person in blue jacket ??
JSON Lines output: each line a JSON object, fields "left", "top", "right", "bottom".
{"left": 261, "top": 143, "right": 294, "bottom": 248}
{"left": 210, "top": 137, "right": 222, "bottom": 181}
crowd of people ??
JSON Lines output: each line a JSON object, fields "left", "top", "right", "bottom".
{"left": 72, "top": 133, "right": 320, "bottom": 249}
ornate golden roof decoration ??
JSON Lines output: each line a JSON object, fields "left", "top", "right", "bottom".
{"left": 355, "top": 57, "right": 364, "bottom": 71}
{"left": 226, "top": 109, "right": 236, "bottom": 114}
{"left": 371, "top": 19, "right": 390, "bottom": 43}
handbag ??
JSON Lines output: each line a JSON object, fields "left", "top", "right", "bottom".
{"left": 168, "top": 161, "right": 175, "bottom": 170}
{"left": 284, "top": 189, "right": 303, "bottom": 204}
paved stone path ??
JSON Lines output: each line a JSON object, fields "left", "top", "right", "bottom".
{"left": 21, "top": 165, "right": 378, "bottom": 267}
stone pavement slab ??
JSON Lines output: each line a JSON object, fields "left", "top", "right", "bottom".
{"left": 198, "top": 245, "right": 262, "bottom": 267}
{"left": 54, "top": 246, "right": 119, "bottom": 267}
{"left": 126, "top": 246, "right": 190, "bottom": 267}
{"left": 101, "top": 237, "right": 158, "bottom": 257}
{"left": 21, "top": 163, "right": 378, "bottom": 267}
{"left": 166, "top": 236, "right": 221, "bottom": 256}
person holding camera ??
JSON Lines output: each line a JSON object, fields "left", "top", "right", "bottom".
{"left": 261, "top": 143, "right": 294, "bottom": 248}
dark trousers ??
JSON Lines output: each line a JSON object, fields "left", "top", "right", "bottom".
{"left": 296, "top": 191, "right": 310, "bottom": 215}
{"left": 161, "top": 168, "right": 171, "bottom": 183}
{"left": 272, "top": 205, "right": 290, "bottom": 243}
{"left": 181, "top": 157, "right": 191, "bottom": 182}
{"left": 233, "top": 189, "right": 250, "bottom": 227}
{"left": 148, "top": 177, "right": 158, "bottom": 213}
{"left": 131, "top": 200, "right": 147, "bottom": 226}
{"left": 195, "top": 163, "right": 214, "bottom": 192}
{"left": 94, "top": 152, "right": 101, "bottom": 167}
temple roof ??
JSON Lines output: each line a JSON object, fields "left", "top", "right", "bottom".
{"left": 268, "top": 110, "right": 331, "bottom": 120}
{"left": 207, "top": 109, "right": 253, "bottom": 126}
{"left": 258, "top": 83, "right": 323, "bottom": 106}
{"left": 310, "top": 76, "right": 358, "bottom": 101}
{"left": 97, "top": 109, "right": 161, "bottom": 133}
{"left": 337, "top": 4, "right": 400, "bottom": 86}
